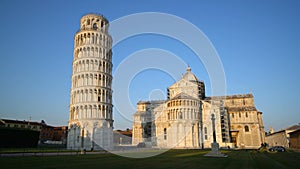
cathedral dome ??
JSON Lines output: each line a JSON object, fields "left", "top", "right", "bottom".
{"left": 182, "top": 66, "right": 199, "bottom": 82}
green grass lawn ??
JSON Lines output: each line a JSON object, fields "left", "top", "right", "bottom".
{"left": 1, "top": 149, "right": 299, "bottom": 169}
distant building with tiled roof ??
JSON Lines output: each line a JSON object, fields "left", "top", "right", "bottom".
{"left": 266, "top": 124, "right": 300, "bottom": 148}
{"left": 0, "top": 118, "right": 67, "bottom": 144}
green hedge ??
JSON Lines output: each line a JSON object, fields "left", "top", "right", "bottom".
{"left": 0, "top": 127, "right": 40, "bottom": 148}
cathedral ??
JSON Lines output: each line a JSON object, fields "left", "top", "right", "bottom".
{"left": 132, "top": 67, "right": 265, "bottom": 149}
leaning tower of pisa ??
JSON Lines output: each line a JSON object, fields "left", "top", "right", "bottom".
{"left": 67, "top": 14, "right": 113, "bottom": 150}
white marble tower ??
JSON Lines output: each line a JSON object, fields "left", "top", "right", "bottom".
{"left": 67, "top": 14, "right": 113, "bottom": 150}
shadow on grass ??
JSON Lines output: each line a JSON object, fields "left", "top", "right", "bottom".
{"left": 0, "top": 149, "right": 299, "bottom": 169}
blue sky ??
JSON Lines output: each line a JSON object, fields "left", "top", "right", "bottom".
{"left": 0, "top": 0, "right": 299, "bottom": 131}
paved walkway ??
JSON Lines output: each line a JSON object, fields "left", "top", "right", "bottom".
{"left": 0, "top": 151, "right": 109, "bottom": 157}
{"left": 0, "top": 147, "right": 161, "bottom": 157}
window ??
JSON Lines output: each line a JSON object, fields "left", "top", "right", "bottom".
{"left": 144, "top": 122, "right": 152, "bottom": 138}
{"left": 204, "top": 127, "right": 208, "bottom": 140}
{"left": 245, "top": 125, "right": 249, "bottom": 132}
{"left": 245, "top": 112, "right": 248, "bottom": 118}
{"left": 239, "top": 113, "right": 241, "bottom": 118}
{"left": 98, "top": 96, "right": 100, "bottom": 102}
{"left": 164, "top": 128, "right": 167, "bottom": 140}
{"left": 232, "top": 113, "right": 234, "bottom": 118}
{"left": 93, "top": 23, "right": 97, "bottom": 29}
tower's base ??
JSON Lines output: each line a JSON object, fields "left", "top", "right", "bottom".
{"left": 67, "top": 121, "right": 113, "bottom": 151}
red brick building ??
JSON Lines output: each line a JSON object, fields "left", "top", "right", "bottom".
{"left": 53, "top": 126, "right": 68, "bottom": 144}
{"left": 289, "top": 129, "right": 300, "bottom": 150}
{"left": 113, "top": 129, "right": 132, "bottom": 145}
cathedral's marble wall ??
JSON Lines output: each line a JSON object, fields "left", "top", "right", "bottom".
{"left": 163, "top": 98, "right": 201, "bottom": 148}
{"left": 225, "top": 95, "right": 265, "bottom": 148}
{"left": 201, "top": 100, "right": 229, "bottom": 148}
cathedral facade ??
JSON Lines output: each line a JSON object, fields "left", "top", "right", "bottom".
{"left": 67, "top": 14, "right": 113, "bottom": 150}
{"left": 132, "top": 67, "right": 265, "bottom": 149}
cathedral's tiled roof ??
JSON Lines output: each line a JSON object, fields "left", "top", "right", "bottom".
{"left": 205, "top": 93, "right": 254, "bottom": 100}
{"left": 171, "top": 93, "right": 199, "bottom": 100}
{"left": 226, "top": 106, "right": 257, "bottom": 112}
{"left": 137, "top": 100, "right": 165, "bottom": 104}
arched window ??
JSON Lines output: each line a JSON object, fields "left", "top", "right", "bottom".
{"left": 164, "top": 128, "right": 167, "bottom": 140}
{"left": 245, "top": 125, "right": 249, "bottom": 132}
{"left": 179, "top": 112, "right": 182, "bottom": 119}
{"left": 93, "top": 23, "right": 97, "bottom": 29}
